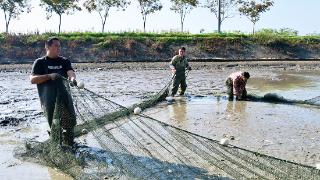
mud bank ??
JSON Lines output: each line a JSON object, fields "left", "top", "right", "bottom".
{"left": 1, "top": 34, "right": 320, "bottom": 63}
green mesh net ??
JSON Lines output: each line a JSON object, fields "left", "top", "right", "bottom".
{"left": 14, "top": 78, "right": 320, "bottom": 179}
{"left": 247, "top": 93, "right": 320, "bottom": 107}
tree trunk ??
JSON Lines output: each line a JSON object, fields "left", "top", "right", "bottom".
{"left": 4, "top": 10, "right": 10, "bottom": 33}
{"left": 102, "top": 22, "right": 105, "bottom": 33}
{"left": 180, "top": 14, "right": 184, "bottom": 32}
{"left": 181, "top": 21, "right": 184, "bottom": 32}
{"left": 59, "top": 14, "right": 62, "bottom": 34}
{"left": 143, "top": 20, "right": 146, "bottom": 32}
{"left": 217, "top": 0, "right": 221, "bottom": 33}
{"left": 102, "top": 17, "right": 106, "bottom": 33}
{"left": 252, "top": 23, "right": 255, "bottom": 34}
{"left": 5, "top": 22, "right": 9, "bottom": 33}
{"left": 99, "top": 11, "right": 109, "bottom": 33}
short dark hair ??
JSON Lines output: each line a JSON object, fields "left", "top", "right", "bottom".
{"left": 45, "top": 37, "right": 60, "bottom": 47}
{"left": 180, "top": 47, "right": 186, "bottom": 51}
{"left": 243, "top": 71, "right": 250, "bottom": 79}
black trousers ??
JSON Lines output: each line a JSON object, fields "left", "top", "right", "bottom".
{"left": 171, "top": 76, "right": 187, "bottom": 96}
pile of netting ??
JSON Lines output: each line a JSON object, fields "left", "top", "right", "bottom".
{"left": 246, "top": 93, "right": 320, "bottom": 107}
{"left": 15, "top": 78, "right": 320, "bottom": 179}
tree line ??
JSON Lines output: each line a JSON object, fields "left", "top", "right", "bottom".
{"left": 0, "top": 0, "right": 273, "bottom": 34}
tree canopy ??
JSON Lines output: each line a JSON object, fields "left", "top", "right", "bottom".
{"left": 170, "top": 0, "right": 198, "bottom": 32}
{"left": 238, "top": 0, "right": 274, "bottom": 34}
{"left": 137, "top": 0, "right": 162, "bottom": 32}
{"left": 84, "top": 0, "right": 130, "bottom": 32}
{"left": 0, "top": 0, "right": 31, "bottom": 33}
{"left": 204, "top": 0, "right": 239, "bottom": 33}
{"left": 40, "top": 0, "right": 81, "bottom": 33}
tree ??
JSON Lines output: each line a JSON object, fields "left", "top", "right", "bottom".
{"left": 0, "top": 0, "right": 31, "bottom": 33}
{"left": 40, "top": 0, "right": 81, "bottom": 33}
{"left": 203, "top": 0, "right": 239, "bottom": 33}
{"left": 170, "top": 0, "right": 198, "bottom": 32}
{"left": 238, "top": 0, "right": 273, "bottom": 34}
{"left": 137, "top": 0, "right": 162, "bottom": 32}
{"left": 84, "top": 0, "right": 130, "bottom": 32}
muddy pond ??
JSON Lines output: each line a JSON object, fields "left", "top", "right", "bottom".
{"left": 1, "top": 61, "right": 320, "bottom": 179}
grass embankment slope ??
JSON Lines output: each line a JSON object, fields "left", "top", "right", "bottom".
{"left": 0, "top": 29, "right": 319, "bottom": 64}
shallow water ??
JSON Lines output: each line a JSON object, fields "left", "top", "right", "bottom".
{"left": 1, "top": 64, "right": 320, "bottom": 178}
{"left": 145, "top": 96, "right": 320, "bottom": 166}
{"left": 0, "top": 122, "right": 72, "bottom": 179}
{"left": 248, "top": 70, "right": 320, "bottom": 100}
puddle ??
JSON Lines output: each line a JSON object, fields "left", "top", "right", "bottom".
{"left": 0, "top": 125, "right": 72, "bottom": 179}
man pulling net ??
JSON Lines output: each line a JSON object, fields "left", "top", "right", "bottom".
{"left": 30, "top": 37, "right": 78, "bottom": 146}
{"left": 226, "top": 71, "right": 250, "bottom": 101}
{"left": 169, "top": 47, "right": 192, "bottom": 98}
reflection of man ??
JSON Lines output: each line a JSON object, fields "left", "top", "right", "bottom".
{"left": 226, "top": 71, "right": 250, "bottom": 101}
{"left": 169, "top": 47, "right": 192, "bottom": 97}
{"left": 168, "top": 101, "right": 187, "bottom": 127}
{"left": 30, "top": 37, "right": 77, "bottom": 146}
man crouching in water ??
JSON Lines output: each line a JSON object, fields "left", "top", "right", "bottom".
{"left": 169, "top": 47, "right": 192, "bottom": 97}
{"left": 226, "top": 71, "right": 250, "bottom": 101}
{"left": 30, "top": 37, "right": 77, "bottom": 146}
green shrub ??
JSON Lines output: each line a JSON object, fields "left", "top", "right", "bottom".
{"left": 1, "top": 30, "right": 319, "bottom": 47}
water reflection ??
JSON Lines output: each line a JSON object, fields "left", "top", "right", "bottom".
{"left": 168, "top": 101, "right": 187, "bottom": 128}
{"left": 225, "top": 100, "right": 247, "bottom": 121}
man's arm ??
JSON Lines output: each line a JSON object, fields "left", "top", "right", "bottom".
{"left": 185, "top": 58, "right": 191, "bottom": 70}
{"left": 30, "top": 74, "right": 51, "bottom": 84}
{"left": 30, "top": 73, "right": 61, "bottom": 84}
{"left": 30, "top": 59, "right": 51, "bottom": 84}
{"left": 169, "top": 56, "right": 177, "bottom": 73}
{"left": 67, "top": 70, "right": 78, "bottom": 86}
{"left": 64, "top": 58, "right": 77, "bottom": 84}
{"left": 67, "top": 70, "right": 76, "bottom": 81}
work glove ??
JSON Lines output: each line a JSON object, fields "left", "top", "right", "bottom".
{"left": 187, "top": 66, "right": 192, "bottom": 71}
{"left": 48, "top": 73, "right": 61, "bottom": 81}
{"left": 69, "top": 78, "right": 77, "bottom": 87}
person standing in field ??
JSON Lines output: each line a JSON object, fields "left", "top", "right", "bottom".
{"left": 30, "top": 37, "right": 78, "bottom": 146}
{"left": 169, "top": 47, "right": 192, "bottom": 97}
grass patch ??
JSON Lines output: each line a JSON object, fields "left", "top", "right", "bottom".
{"left": 1, "top": 29, "right": 320, "bottom": 47}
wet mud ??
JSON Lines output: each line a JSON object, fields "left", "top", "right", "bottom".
{"left": 1, "top": 61, "right": 320, "bottom": 179}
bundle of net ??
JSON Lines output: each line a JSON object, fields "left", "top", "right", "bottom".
{"left": 14, "top": 77, "right": 170, "bottom": 179}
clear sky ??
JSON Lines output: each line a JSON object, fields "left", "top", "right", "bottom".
{"left": 0, "top": 0, "right": 319, "bottom": 35}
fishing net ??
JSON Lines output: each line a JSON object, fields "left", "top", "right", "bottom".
{"left": 247, "top": 93, "right": 320, "bottom": 107}
{"left": 38, "top": 78, "right": 77, "bottom": 146}
{"left": 15, "top": 77, "right": 320, "bottom": 179}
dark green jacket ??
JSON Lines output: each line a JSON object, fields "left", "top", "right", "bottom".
{"left": 170, "top": 55, "right": 189, "bottom": 77}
